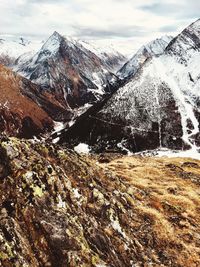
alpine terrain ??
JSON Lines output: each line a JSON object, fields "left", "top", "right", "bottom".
{"left": 117, "top": 35, "right": 173, "bottom": 79}
{"left": 0, "top": 32, "right": 126, "bottom": 135}
{"left": 0, "top": 136, "right": 200, "bottom": 266}
{"left": 0, "top": 10, "right": 200, "bottom": 267}
{"left": 14, "top": 32, "right": 120, "bottom": 111}
{"left": 57, "top": 19, "right": 200, "bottom": 155}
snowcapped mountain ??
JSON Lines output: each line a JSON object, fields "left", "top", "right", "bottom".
{"left": 14, "top": 31, "right": 119, "bottom": 111}
{"left": 57, "top": 19, "right": 200, "bottom": 154}
{"left": 0, "top": 36, "right": 41, "bottom": 66}
{"left": 117, "top": 35, "right": 173, "bottom": 79}
{"left": 166, "top": 19, "right": 200, "bottom": 60}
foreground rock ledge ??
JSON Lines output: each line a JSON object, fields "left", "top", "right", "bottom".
{"left": 0, "top": 137, "right": 200, "bottom": 267}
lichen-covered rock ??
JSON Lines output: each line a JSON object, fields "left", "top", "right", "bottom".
{"left": 0, "top": 136, "right": 200, "bottom": 266}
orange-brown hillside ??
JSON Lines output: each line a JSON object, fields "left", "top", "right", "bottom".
{"left": 0, "top": 64, "right": 53, "bottom": 137}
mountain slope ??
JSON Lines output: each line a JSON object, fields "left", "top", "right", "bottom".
{"left": 0, "top": 64, "right": 75, "bottom": 138}
{"left": 117, "top": 35, "right": 173, "bottom": 79}
{"left": 97, "top": 49, "right": 127, "bottom": 73}
{"left": 79, "top": 40, "right": 127, "bottom": 73}
{"left": 57, "top": 19, "right": 200, "bottom": 154}
{"left": 0, "top": 64, "right": 54, "bottom": 137}
{"left": 166, "top": 19, "right": 200, "bottom": 60}
{"left": 0, "top": 136, "right": 200, "bottom": 266}
{"left": 14, "top": 32, "right": 118, "bottom": 110}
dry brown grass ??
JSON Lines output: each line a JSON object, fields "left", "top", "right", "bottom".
{"left": 98, "top": 155, "right": 200, "bottom": 266}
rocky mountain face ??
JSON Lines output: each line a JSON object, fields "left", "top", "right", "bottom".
{"left": 0, "top": 136, "right": 200, "bottom": 266}
{"left": 0, "top": 64, "right": 76, "bottom": 138}
{"left": 14, "top": 32, "right": 119, "bottom": 110}
{"left": 57, "top": 19, "right": 200, "bottom": 154}
{"left": 117, "top": 35, "right": 173, "bottom": 80}
{"left": 166, "top": 19, "right": 200, "bottom": 60}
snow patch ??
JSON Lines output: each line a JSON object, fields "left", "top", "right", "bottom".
{"left": 136, "top": 148, "right": 200, "bottom": 160}
{"left": 24, "top": 171, "right": 33, "bottom": 180}
{"left": 156, "top": 149, "right": 200, "bottom": 160}
{"left": 117, "top": 141, "right": 133, "bottom": 156}
{"left": 74, "top": 143, "right": 90, "bottom": 154}
{"left": 72, "top": 188, "right": 82, "bottom": 199}
{"left": 52, "top": 137, "right": 60, "bottom": 144}
{"left": 57, "top": 195, "right": 66, "bottom": 209}
{"left": 53, "top": 121, "right": 65, "bottom": 133}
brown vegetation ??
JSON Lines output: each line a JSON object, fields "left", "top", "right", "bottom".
{"left": 98, "top": 155, "right": 200, "bottom": 266}
{"left": 0, "top": 64, "right": 53, "bottom": 136}
{"left": 0, "top": 137, "right": 199, "bottom": 266}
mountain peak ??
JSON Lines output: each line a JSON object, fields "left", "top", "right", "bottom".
{"left": 165, "top": 18, "right": 200, "bottom": 60}
{"left": 117, "top": 35, "right": 173, "bottom": 79}
{"left": 48, "top": 31, "right": 64, "bottom": 43}
{"left": 42, "top": 32, "right": 79, "bottom": 53}
{"left": 51, "top": 31, "right": 63, "bottom": 38}
{"left": 187, "top": 18, "right": 200, "bottom": 30}
{"left": 40, "top": 31, "right": 64, "bottom": 54}
{"left": 14, "top": 30, "right": 118, "bottom": 112}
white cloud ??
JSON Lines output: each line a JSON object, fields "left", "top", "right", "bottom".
{"left": 0, "top": 0, "right": 198, "bottom": 54}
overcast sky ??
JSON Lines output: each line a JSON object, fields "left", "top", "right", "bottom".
{"left": 0, "top": 0, "right": 199, "bottom": 53}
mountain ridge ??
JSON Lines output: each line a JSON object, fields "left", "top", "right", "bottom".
{"left": 14, "top": 31, "right": 119, "bottom": 110}
{"left": 117, "top": 35, "right": 173, "bottom": 80}
{"left": 56, "top": 19, "right": 200, "bottom": 154}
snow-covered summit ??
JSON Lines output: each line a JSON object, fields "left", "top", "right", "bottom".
{"left": 95, "top": 22, "right": 200, "bottom": 152}
{"left": 166, "top": 19, "right": 200, "bottom": 62}
{"left": 14, "top": 31, "right": 118, "bottom": 111}
{"left": 117, "top": 35, "right": 173, "bottom": 79}
{"left": 143, "top": 35, "right": 173, "bottom": 55}
{"left": 40, "top": 31, "right": 63, "bottom": 55}
{"left": 0, "top": 35, "right": 41, "bottom": 65}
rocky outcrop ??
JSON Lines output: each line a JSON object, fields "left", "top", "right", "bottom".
{"left": 165, "top": 19, "right": 200, "bottom": 61}
{"left": 0, "top": 136, "right": 200, "bottom": 266}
